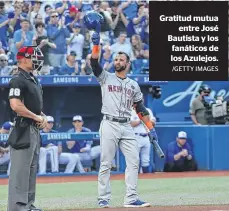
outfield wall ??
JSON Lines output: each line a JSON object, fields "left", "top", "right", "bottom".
{"left": 119, "top": 125, "right": 229, "bottom": 172}
{"left": 0, "top": 125, "right": 228, "bottom": 174}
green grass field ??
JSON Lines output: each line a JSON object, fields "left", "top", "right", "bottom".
{"left": 0, "top": 176, "right": 228, "bottom": 210}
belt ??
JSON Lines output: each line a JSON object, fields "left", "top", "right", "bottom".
{"left": 14, "top": 117, "right": 39, "bottom": 128}
{"left": 135, "top": 133, "right": 148, "bottom": 137}
{"left": 104, "top": 115, "right": 130, "bottom": 123}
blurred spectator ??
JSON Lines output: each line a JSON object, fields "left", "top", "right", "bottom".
{"left": 34, "top": 13, "right": 44, "bottom": 25}
{"left": 82, "top": 29, "right": 91, "bottom": 59}
{"left": 164, "top": 131, "right": 198, "bottom": 172}
{"left": 43, "top": 4, "right": 53, "bottom": 25}
{"left": 131, "top": 34, "right": 149, "bottom": 59}
{"left": 78, "top": 0, "right": 93, "bottom": 13}
{"left": 133, "top": 4, "right": 149, "bottom": 44}
{"left": 110, "top": 31, "right": 134, "bottom": 60}
{"left": 0, "top": 2, "right": 10, "bottom": 52}
{"left": 32, "top": 13, "right": 45, "bottom": 33}
{"left": 110, "top": 1, "right": 128, "bottom": 39}
{"left": 100, "top": 45, "right": 114, "bottom": 72}
{"left": 9, "top": 65, "right": 18, "bottom": 76}
{"left": 121, "top": 0, "right": 138, "bottom": 20}
{"left": 0, "top": 121, "right": 12, "bottom": 133}
{"left": 67, "top": 23, "right": 84, "bottom": 60}
{"left": 100, "top": 1, "right": 110, "bottom": 11}
{"left": 92, "top": 1, "right": 112, "bottom": 44}
{"left": 66, "top": 115, "right": 101, "bottom": 171}
{"left": 30, "top": 0, "right": 42, "bottom": 25}
{"left": 33, "top": 22, "right": 56, "bottom": 75}
{"left": 0, "top": 44, "right": 5, "bottom": 54}
{"left": 65, "top": 5, "right": 80, "bottom": 33}
{"left": 46, "top": 10, "right": 70, "bottom": 67}
{"left": 4, "top": 1, "right": 14, "bottom": 14}
{"left": 8, "top": 0, "right": 29, "bottom": 33}
{"left": 0, "top": 54, "right": 11, "bottom": 76}
{"left": 55, "top": 0, "right": 72, "bottom": 16}
{"left": 59, "top": 51, "right": 79, "bottom": 75}
{"left": 13, "top": 19, "right": 34, "bottom": 62}
{"left": 80, "top": 54, "right": 93, "bottom": 75}
{"left": 0, "top": 121, "right": 13, "bottom": 176}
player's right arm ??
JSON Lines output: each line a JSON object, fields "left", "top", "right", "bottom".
{"left": 9, "top": 78, "right": 44, "bottom": 123}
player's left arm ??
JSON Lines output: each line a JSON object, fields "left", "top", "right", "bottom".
{"left": 133, "top": 83, "right": 158, "bottom": 140}
{"left": 133, "top": 100, "right": 154, "bottom": 130}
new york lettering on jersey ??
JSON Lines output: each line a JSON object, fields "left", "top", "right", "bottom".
{"left": 97, "top": 70, "right": 142, "bottom": 118}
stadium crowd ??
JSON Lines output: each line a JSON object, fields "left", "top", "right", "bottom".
{"left": 0, "top": 0, "right": 149, "bottom": 76}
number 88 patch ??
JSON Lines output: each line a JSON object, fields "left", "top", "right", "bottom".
{"left": 9, "top": 88, "right": 21, "bottom": 97}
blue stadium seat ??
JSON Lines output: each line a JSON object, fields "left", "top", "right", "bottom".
{"left": 132, "top": 59, "right": 149, "bottom": 74}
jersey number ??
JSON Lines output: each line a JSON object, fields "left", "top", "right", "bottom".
{"left": 126, "top": 99, "right": 132, "bottom": 109}
{"left": 9, "top": 88, "right": 21, "bottom": 97}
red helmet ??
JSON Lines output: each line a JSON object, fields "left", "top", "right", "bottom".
{"left": 16, "top": 46, "right": 44, "bottom": 71}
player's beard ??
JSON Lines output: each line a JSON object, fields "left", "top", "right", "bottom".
{"left": 115, "top": 64, "right": 126, "bottom": 72}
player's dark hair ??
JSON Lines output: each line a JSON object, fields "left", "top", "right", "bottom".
{"left": 116, "top": 51, "right": 130, "bottom": 63}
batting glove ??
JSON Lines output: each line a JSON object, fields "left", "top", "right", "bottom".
{"left": 149, "top": 128, "right": 158, "bottom": 142}
{"left": 91, "top": 32, "right": 100, "bottom": 45}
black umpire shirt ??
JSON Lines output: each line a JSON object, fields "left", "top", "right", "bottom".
{"left": 8, "top": 68, "right": 43, "bottom": 115}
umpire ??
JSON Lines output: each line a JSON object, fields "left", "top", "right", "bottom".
{"left": 7, "top": 46, "right": 47, "bottom": 211}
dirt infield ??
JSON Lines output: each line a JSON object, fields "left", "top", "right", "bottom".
{"left": 1, "top": 170, "right": 228, "bottom": 185}
{"left": 50, "top": 205, "right": 229, "bottom": 211}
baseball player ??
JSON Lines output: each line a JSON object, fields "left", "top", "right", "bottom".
{"left": 67, "top": 115, "right": 100, "bottom": 168}
{"left": 39, "top": 116, "right": 85, "bottom": 174}
{"left": 131, "top": 106, "right": 156, "bottom": 173}
{"left": 90, "top": 27, "right": 158, "bottom": 208}
{"left": 0, "top": 122, "right": 13, "bottom": 175}
{"left": 39, "top": 116, "right": 59, "bottom": 174}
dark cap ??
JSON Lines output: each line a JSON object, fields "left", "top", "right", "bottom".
{"left": 69, "top": 5, "right": 78, "bottom": 13}
{"left": 73, "top": 23, "right": 81, "bottom": 28}
{"left": 69, "top": 51, "right": 77, "bottom": 56}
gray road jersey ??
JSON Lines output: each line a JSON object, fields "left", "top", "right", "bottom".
{"left": 96, "top": 70, "right": 143, "bottom": 118}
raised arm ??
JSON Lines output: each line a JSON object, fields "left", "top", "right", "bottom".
{"left": 90, "top": 25, "right": 108, "bottom": 82}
